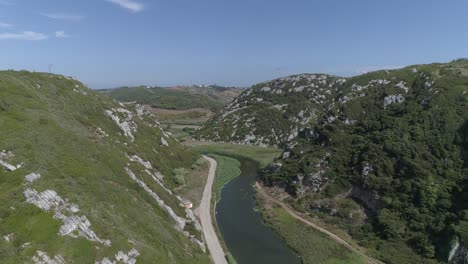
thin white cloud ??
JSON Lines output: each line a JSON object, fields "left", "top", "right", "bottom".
{"left": 41, "top": 13, "right": 84, "bottom": 21}
{"left": 357, "top": 65, "right": 406, "bottom": 74}
{"left": 0, "top": 22, "right": 13, "bottom": 28}
{"left": 0, "top": 31, "right": 48, "bottom": 40}
{"left": 0, "top": 0, "right": 13, "bottom": 6}
{"left": 55, "top": 30, "right": 69, "bottom": 38}
{"left": 106, "top": 0, "right": 144, "bottom": 13}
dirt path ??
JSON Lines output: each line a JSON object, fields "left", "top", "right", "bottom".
{"left": 255, "top": 182, "right": 384, "bottom": 264}
{"left": 200, "top": 156, "right": 228, "bottom": 264}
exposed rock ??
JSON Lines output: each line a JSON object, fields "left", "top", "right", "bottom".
{"left": 24, "top": 188, "right": 110, "bottom": 245}
{"left": 305, "top": 172, "right": 328, "bottom": 192}
{"left": 449, "top": 239, "right": 468, "bottom": 264}
{"left": 127, "top": 155, "right": 152, "bottom": 169}
{"left": 339, "top": 95, "right": 351, "bottom": 104}
{"left": 3, "top": 233, "right": 13, "bottom": 242}
{"left": 96, "top": 127, "right": 109, "bottom": 138}
{"left": 161, "top": 137, "right": 169, "bottom": 146}
{"left": 32, "top": 251, "right": 66, "bottom": 264}
{"left": 95, "top": 258, "right": 114, "bottom": 264}
{"left": 271, "top": 104, "right": 288, "bottom": 111}
{"left": 135, "top": 104, "right": 151, "bottom": 119}
{"left": 125, "top": 165, "right": 204, "bottom": 250}
{"left": 383, "top": 94, "right": 405, "bottom": 107}
{"left": 25, "top": 173, "right": 41, "bottom": 183}
{"left": 116, "top": 248, "right": 140, "bottom": 264}
{"left": 395, "top": 81, "right": 409, "bottom": 93}
{"left": 95, "top": 248, "right": 140, "bottom": 264}
{"left": 73, "top": 87, "right": 88, "bottom": 96}
{"left": 343, "top": 118, "right": 356, "bottom": 125}
{"left": 125, "top": 167, "right": 186, "bottom": 230}
{"left": 185, "top": 208, "right": 202, "bottom": 231}
{"left": 424, "top": 80, "right": 435, "bottom": 89}
{"left": 104, "top": 108, "right": 137, "bottom": 141}
{"left": 243, "top": 134, "right": 256, "bottom": 144}
{"left": 370, "top": 79, "right": 391, "bottom": 85}
{"left": 348, "top": 186, "right": 383, "bottom": 212}
{"left": 0, "top": 150, "right": 21, "bottom": 171}
{"left": 352, "top": 84, "right": 365, "bottom": 92}
{"left": 361, "top": 162, "right": 373, "bottom": 177}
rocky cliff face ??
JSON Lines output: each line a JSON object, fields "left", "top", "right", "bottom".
{"left": 0, "top": 71, "right": 209, "bottom": 263}
{"left": 449, "top": 240, "right": 468, "bottom": 264}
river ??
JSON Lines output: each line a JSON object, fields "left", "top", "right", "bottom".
{"left": 215, "top": 157, "right": 301, "bottom": 264}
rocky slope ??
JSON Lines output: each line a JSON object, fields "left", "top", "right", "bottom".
{"left": 198, "top": 59, "right": 468, "bottom": 263}
{"left": 196, "top": 73, "right": 344, "bottom": 146}
{"left": 0, "top": 71, "right": 209, "bottom": 263}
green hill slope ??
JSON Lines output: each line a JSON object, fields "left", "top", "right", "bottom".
{"left": 198, "top": 59, "right": 468, "bottom": 263}
{"left": 0, "top": 71, "right": 209, "bottom": 263}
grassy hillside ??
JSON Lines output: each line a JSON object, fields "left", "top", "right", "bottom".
{"left": 0, "top": 71, "right": 209, "bottom": 263}
{"left": 102, "top": 85, "right": 242, "bottom": 112}
{"left": 198, "top": 59, "right": 468, "bottom": 263}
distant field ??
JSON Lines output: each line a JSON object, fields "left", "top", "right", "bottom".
{"left": 188, "top": 141, "right": 280, "bottom": 201}
{"left": 188, "top": 142, "right": 282, "bottom": 168}
{"left": 148, "top": 107, "right": 213, "bottom": 125}
{"left": 102, "top": 85, "right": 242, "bottom": 141}
{"left": 101, "top": 85, "right": 241, "bottom": 111}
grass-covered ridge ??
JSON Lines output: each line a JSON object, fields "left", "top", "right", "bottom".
{"left": 0, "top": 71, "right": 209, "bottom": 263}
{"left": 198, "top": 59, "right": 468, "bottom": 263}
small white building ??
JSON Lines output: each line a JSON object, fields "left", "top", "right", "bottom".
{"left": 183, "top": 200, "right": 193, "bottom": 209}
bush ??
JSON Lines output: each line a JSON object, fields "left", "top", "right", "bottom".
{"left": 173, "top": 168, "right": 188, "bottom": 185}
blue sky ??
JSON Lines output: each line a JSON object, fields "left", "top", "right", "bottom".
{"left": 0, "top": 0, "right": 467, "bottom": 88}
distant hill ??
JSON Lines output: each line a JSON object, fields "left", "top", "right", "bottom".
{"left": 101, "top": 85, "right": 242, "bottom": 112}
{"left": 0, "top": 71, "right": 209, "bottom": 263}
{"left": 197, "top": 59, "right": 468, "bottom": 263}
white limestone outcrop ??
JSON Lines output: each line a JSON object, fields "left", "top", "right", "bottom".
{"left": 24, "top": 188, "right": 110, "bottom": 246}
{"left": 3, "top": 233, "right": 13, "bottom": 242}
{"left": 0, "top": 150, "right": 22, "bottom": 171}
{"left": 384, "top": 94, "right": 405, "bottom": 107}
{"left": 96, "top": 248, "right": 140, "bottom": 264}
{"left": 104, "top": 108, "right": 137, "bottom": 141}
{"left": 32, "top": 251, "right": 66, "bottom": 264}
{"left": 96, "top": 127, "right": 109, "bottom": 138}
{"left": 125, "top": 167, "right": 186, "bottom": 230}
{"left": 395, "top": 81, "right": 409, "bottom": 93}
{"left": 127, "top": 155, "right": 152, "bottom": 169}
{"left": 25, "top": 173, "right": 41, "bottom": 183}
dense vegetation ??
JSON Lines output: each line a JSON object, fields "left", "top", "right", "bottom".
{"left": 0, "top": 71, "right": 209, "bottom": 263}
{"left": 102, "top": 85, "right": 241, "bottom": 111}
{"left": 201, "top": 60, "right": 468, "bottom": 263}
{"left": 260, "top": 206, "right": 365, "bottom": 264}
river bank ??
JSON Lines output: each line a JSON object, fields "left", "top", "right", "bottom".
{"left": 215, "top": 156, "right": 301, "bottom": 264}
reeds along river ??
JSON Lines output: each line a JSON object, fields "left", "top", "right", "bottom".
{"left": 215, "top": 157, "right": 301, "bottom": 264}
